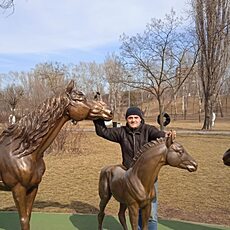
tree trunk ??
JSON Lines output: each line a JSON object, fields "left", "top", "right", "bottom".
{"left": 202, "top": 97, "right": 212, "bottom": 130}
{"left": 157, "top": 98, "right": 165, "bottom": 131}
{"left": 173, "top": 94, "right": 178, "bottom": 121}
{"left": 218, "top": 96, "right": 224, "bottom": 117}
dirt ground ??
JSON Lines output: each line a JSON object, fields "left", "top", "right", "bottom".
{"left": 0, "top": 120, "right": 230, "bottom": 227}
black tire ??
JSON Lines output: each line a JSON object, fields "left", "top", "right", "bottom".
{"left": 223, "top": 149, "right": 230, "bottom": 166}
{"left": 157, "top": 112, "right": 171, "bottom": 127}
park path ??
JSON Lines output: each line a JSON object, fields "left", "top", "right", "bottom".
{"left": 176, "top": 130, "right": 230, "bottom": 135}
{"left": 71, "top": 127, "right": 230, "bottom": 136}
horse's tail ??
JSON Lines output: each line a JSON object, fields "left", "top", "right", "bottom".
{"left": 98, "top": 166, "right": 112, "bottom": 200}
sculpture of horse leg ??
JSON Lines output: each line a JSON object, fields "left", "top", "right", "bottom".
{"left": 98, "top": 168, "right": 113, "bottom": 230}
{"left": 141, "top": 203, "right": 152, "bottom": 230}
{"left": 118, "top": 203, "right": 128, "bottom": 230}
{"left": 25, "top": 186, "right": 38, "bottom": 221}
{"left": 98, "top": 193, "right": 112, "bottom": 230}
{"left": 12, "top": 184, "right": 30, "bottom": 230}
{"left": 128, "top": 203, "right": 139, "bottom": 230}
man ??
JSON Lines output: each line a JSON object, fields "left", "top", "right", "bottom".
{"left": 94, "top": 106, "right": 174, "bottom": 230}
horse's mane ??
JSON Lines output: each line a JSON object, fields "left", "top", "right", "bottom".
{"left": 0, "top": 95, "right": 69, "bottom": 157}
{"left": 131, "top": 137, "right": 166, "bottom": 167}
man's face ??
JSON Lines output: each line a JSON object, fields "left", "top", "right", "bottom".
{"left": 127, "top": 115, "right": 142, "bottom": 129}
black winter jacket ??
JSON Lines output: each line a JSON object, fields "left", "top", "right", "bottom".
{"left": 93, "top": 119, "right": 165, "bottom": 169}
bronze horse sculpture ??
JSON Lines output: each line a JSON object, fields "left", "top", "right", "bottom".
{"left": 98, "top": 136, "right": 198, "bottom": 230}
{"left": 0, "top": 80, "right": 113, "bottom": 230}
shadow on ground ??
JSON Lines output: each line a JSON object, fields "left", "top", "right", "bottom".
{"left": 0, "top": 200, "right": 99, "bottom": 214}
{"left": 0, "top": 211, "right": 123, "bottom": 230}
{"left": 69, "top": 214, "right": 123, "bottom": 230}
{"left": 0, "top": 210, "right": 228, "bottom": 230}
{"left": 0, "top": 212, "right": 20, "bottom": 230}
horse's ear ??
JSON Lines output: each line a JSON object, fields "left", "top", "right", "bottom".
{"left": 166, "top": 130, "right": 176, "bottom": 148}
{"left": 66, "top": 80, "right": 74, "bottom": 94}
{"left": 94, "top": 92, "right": 101, "bottom": 101}
{"left": 166, "top": 135, "right": 173, "bottom": 148}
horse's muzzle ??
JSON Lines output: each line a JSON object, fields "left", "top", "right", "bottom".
{"left": 187, "top": 161, "right": 198, "bottom": 172}
{"left": 103, "top": 110, "right": 113, "bottom": 121}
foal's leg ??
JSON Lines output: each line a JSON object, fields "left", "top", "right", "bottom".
{"left": 12, "top": 184, "right": 30, "bottom": 230}
{"left": 98, "top": 193, "right": 112, "bottom": 230}
{"left": 118, "top": 203, "right": 128, "bottom": 230}
{"left": 26, "top": 185, "right": 38, "bottom": 220}
{"left": 141, "top": 203, "right": 151, "bottom": 230}
{"left": 128, "top": 203, "right": 139, "bottom": 230}
{"left": 98, "top": 172, "right": 112, "bottom": 230}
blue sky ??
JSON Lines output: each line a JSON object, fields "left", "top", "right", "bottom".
{"left": 0, "top": 0, "right": 187, "bottom": 74}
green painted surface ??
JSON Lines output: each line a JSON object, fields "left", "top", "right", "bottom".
{"left": 0, "top": 212, "right": 229, "bottom": 230}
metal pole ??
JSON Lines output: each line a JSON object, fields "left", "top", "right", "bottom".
{"left": 128, "top": 75, "right": 132, "bottom": 107}
{"left": 128, "top": 87, "right": 130, "bottom": 107}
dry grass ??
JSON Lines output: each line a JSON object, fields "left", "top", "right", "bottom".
{"left": 0, "top": 120, "right": 230, "bottom": 227}
{"left": 158, "top": 135, "right": 230, "bottom": 226}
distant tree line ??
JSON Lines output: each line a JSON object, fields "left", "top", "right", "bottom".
{"left": 0, "top": 0, "right": 230, "bottom": 130}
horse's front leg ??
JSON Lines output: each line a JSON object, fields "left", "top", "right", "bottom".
{"left": 26, "top": 185, "right": 38, "bottom": 221}
{"left": 12, "top": 184, "right": 30, "bottom": 230}
{"left": 141, "top": 203, "right": 151, "bottom": 230}
{"left": 128, "top": 203, "right": 139, "bottom": 230}
{"left": 118, "top": 203, "right": 128, "bottom": 230}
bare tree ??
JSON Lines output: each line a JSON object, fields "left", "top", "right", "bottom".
{"left": 32, "top": 62, "right": 68, "bottom": 95}
{"left": 119, "top": 10, "right": 198, "bottom": 130}
{"left": 13, "top": 62, "right": 70, "bottom": 112}
{"left": 1, "top": 84, "right": 24, "bottom": 123}
{"left": 0, "top": 0, "right": 13, "bottom": 9}
{"left": 0, "top": 0, "right": 14, "bottom": 15}
{"left": 192, "top": 0, "right": 230, "bottom": 129}
{"left": 220, "top": 68, "right": 230, "bottom": 114}
{"left": 104, "top": 53, "right": 126, "bottom": 120}
{"left": 72, "top": 62, "right": 106, "bottom": 98}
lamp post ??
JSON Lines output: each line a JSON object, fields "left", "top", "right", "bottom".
{"left": 128, "top": 75, "right": 132, "bottom": 107}
{"left": 128, "top": 87, "right": 131, "bottom": 107}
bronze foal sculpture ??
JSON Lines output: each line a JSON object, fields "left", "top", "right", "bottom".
{"left": 98, "top": 136, "right": 198, "bottom": 230}
{"left": 0, "top": 80, "right": 113, "bottom": 230}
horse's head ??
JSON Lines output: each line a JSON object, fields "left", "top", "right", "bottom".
{"left": 166, "top": 136, "right": 198, "bottom": 172}
{"left": 65, "top": 80, "right": 113, "bottom": 122}
{"left": 86, "top": 92, "right": 113, "bottom": 121}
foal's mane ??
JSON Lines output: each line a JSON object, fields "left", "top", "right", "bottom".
{"left": 131, "top": 137, "right": 166, "bottom": 167}
{"left": 0, "top": 95, "right": 69, "bottom": 157}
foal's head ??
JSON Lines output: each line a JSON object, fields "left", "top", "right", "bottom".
{"left": 166, "top": 136, "right": 198, "bottom": 172}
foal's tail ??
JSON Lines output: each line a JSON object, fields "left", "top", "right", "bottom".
{"left": 98, "top": 166, "right": 112, "bottom": 200}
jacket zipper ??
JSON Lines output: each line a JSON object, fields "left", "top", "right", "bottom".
{"left": 132, "top": 132, "right": 136, "bottom": 157}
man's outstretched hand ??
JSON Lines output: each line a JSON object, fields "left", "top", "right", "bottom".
{"left": 165, "top": 130, "right": 176, "bottom": 140}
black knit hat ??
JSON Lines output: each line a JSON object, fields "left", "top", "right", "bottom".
{"left": 125, "top": 107, "right": 144, "bottom": 119}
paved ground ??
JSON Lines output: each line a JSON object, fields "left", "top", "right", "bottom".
{"left": 0, "top": 212, "right": 229, "bottom": 230}
{"left": 176, "top": 130, "right": 230, "bottom": 135}
{"left": 71, "top": 127, "right": 230, "bottom": 136}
